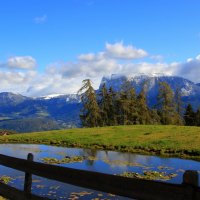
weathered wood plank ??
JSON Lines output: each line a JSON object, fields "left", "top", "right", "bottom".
{"left": 0, "top": 182, "right": 47, "bottom": 200}
{"left": 0, "top": 153, "right": 197, "bottom": 200}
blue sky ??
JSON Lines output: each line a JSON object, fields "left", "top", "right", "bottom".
{"left": 0, "top": 0, "right": 200, "bottom": 96}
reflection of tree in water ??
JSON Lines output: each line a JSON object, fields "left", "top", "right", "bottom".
{"left": 79, "top": 148, "right": 164, "bottom": 168}
{"left": 79, "top": 149, "right": 98, "bottom": 166}
{"left": 104, "top": 152, "right": 144, "bottom": 167}
{"left": 113, "top": 152, "right": 165, "bottom": 168}
{"left": 115, "top": 152, "right": 150, "bottom": 165}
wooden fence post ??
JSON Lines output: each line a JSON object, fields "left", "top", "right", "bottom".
{"left": 24, "top": 153, "right": 33, "bottom": 194}
{"left": 182, "top": 170, "right": 199, "bottom": 187}
{"left": 182, "top": 170, "right": 199, "bottom": 200}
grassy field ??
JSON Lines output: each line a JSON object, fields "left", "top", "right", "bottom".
{"left": 0, "top": 125, "right": 200, "bottom": 159}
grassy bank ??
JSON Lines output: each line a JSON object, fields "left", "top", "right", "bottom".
{"left": 0, "top": 125, "right": 200, "bottom": 159}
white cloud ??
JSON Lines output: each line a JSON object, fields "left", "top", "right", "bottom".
{"left": 78, "top": 42, "right": 148, "bottom": 61}
{"left": 196, "top": 55, "right": 200, "bottom": 60}
{"left": 119, "top": 62, "right": 173, "bottom": 77}
{"left": 34, "top": 15, "right": 47, "bottom": 24}
{"left": 26, "top": 75, "right": 84, "bottom": 97}
{"left": 47, "top": 56, "right": 119, "bottom": 79}
{"left": 7, "top": 56, "right": 37, "bottom": 70}
{"left": 78, "top": 53, "right": 96, "bottom": 61}
{"left": 0, "top": 70, "right": 37, "bottom": 94}
{"left": 78, "top": 52, "right": 105, "bottom": 62}
{"left": 172, "top": 55, "right": 200, "bottom": 83}
{"left": 0, "top": 43, "right": 200, "bottom": 97}
{"left": 105, "top": 42, "right": 148, "bottom": 59}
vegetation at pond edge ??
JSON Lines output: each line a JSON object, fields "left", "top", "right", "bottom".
{"left": 118, "top": 171, "right": 177, "bottom": 181}
{"left": 0, "top": 176, "right": 12, "bottom": 200}
{"left": 0, "top": 175, "right": 13, "bottom": 184}
{"left": 1, "top": 125, "right": 200, "bottom": 160}
{"left": 41, "top": 156, "right": 84, "bottom": 164}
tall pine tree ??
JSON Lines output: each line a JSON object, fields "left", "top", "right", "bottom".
{"left": 174, "top": 88, "right": 184, "bottom": 125}
{"left": 195, "top": 108, "right": 200, "bottom": 126}
{"left": 106, "top": 87, "right": 117, "bottom": 125}
{"left": 184, "top": 104, "right": 196, "bottom": 126}
{"left": 127, "top": 87, "right": 138, "bottom": 124}
{"left": 116, "top": 80, "right": 137, "bottom": 125}
{"left": 98, "top": 85, "right": 118, "bottom": 126}
{"left": 98, "top": 84, "right": 109, "bottom": 126}
{"left": 157, "top": 82, "right": 179, "bottom": 125}
{"left": 136, "top": 88, "right": 150, "bottom": 124}
{"left": 78, "top": 79, "right": 101, "bottom": 127}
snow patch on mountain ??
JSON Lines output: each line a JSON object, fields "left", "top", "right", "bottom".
{"left": 99, "top": 74, "right": 200, "bottom": 108}
{"left": 42, "top": 94, "right": 65, "bottom": 100}
{"left": 38, "top": 93, "right": 80, "bottom": 102}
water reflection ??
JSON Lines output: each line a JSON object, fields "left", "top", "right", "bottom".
{"left": 0, "top": 144, "right": 200, "bottom": 199}
{"left": 79, "top": 148, "right": 97, "bottom": 166}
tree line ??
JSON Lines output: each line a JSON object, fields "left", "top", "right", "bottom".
{"left": 184, "top": 104, "right": 200, "bottom": 126}
{"left": 78, "top": 79, "right": 200, "bottom": 127}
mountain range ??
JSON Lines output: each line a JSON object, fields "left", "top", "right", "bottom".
{"left": 100, "top": 74, "right": 200, "bottom": 108}
{"left": 0, "top": 93, "right": 81, "bottom": 132}
{"left": 0, "top": 74, "right": 200, "bottom": 132}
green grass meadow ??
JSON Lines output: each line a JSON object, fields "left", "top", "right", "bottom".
{"left": 1, "top": 125, "right": 200, "bottom": 159}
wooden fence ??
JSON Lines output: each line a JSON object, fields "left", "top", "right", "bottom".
{"left": 0, "top": 153, "right": 199, "bottom": 200}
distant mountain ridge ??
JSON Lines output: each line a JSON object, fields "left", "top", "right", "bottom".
{"left": 0, "top": 92, "right": 81, "bottom": 132}
{"left": 100, "top": 74, "right": 200, "bottom": 108}
{"left": 0, "top": 92, "right": 31, "bottom": 106}
{"left": 0, "top": 74, "right": 200, "bottom": 132}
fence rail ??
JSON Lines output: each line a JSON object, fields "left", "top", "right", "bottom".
{"left": 0, "top": 153, "right": 199, "bottom": 200}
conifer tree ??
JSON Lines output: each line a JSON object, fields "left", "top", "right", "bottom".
{"left": 149, "top": 109, "right": 161, "bottom": 124}
{"left": 115, "top": 89, "right": 128, "bottom": 125}
{"left": 120, "top": 81, "right": 131, "bottom": 125}
{"left": 78, "top": 79, "right": 101, "bottom": 127}
{"left": 78, "top": 79, "right": 200, "bottom": 127}
{"left": 157, "top": 82, "right": 179, "bottom": 125}
{"left": 195, "top": 108, "right": 200, "bottom": 126}
{"left": 137, "top": 88, "right": 150, "bottom": 124}
{"left": 107, "top": 87, "right": 117, "bottom": 125}
{"left": 127, "top": 87, "right": 138, "bottom": 124}
{"left": 174, "top": 88, "right": 184, "bottom": 125}
{"left": 184, "top": 104, "right": 196, "bottom": 126}
{"left": 98, "top": 84, "right": 109, "bottom": 126}
{"left": 98, "top": 85, "right": 117, "bottom": 126}
{"left": 116, "top": 80, "right": 137, "bottom": 125}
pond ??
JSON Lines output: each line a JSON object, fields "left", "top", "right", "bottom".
{"left": 0, "top": 144, "right": 200, "bottom": 199}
